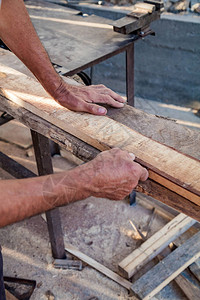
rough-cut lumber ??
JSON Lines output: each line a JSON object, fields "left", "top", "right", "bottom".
{"left": 113, "top": 10, "right": 161, "bottom": 34}
{"left": 0, "top": 55, "right": 200, "bottom": 220}
{"left": 189, "top": 258, "right": 200, "bottom": 282}
{"left": 118, "top": 213, "right": 196, "bottom": 278}
{"left": 157, "top": 247, "right": 200, "bottom": 300}
{"left": 130, "top": 231, "right": 200, "bottom": 299}
{"left": 0, "top": 66, "right": 199, "bottom": 202}
{"left": 65, "top": 244, "right": 132, "bottom": 290}
{"left": 134, "top": 2, "right": 156, "bottom": 13}
{"left": 1, "top": 96, "right": 200, "bottom": 222}
{"left": 174, "top": 273, "right": 200, "bottom": 300}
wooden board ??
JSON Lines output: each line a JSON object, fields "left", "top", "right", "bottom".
{"left": 1, "top": 49, "right": 199, "bottom": 161}
{"left": 65, "top": 244, "right": 132, "bottom": 290}
{"left": 130, "top": 231, "right": 200, "bottom": 299}
{"left": 118, "top": 213, "right": 196, "bottom": 278}
{"left": 113, "top": 10, "right": 161, "bottom": 34}
{"left": 134, "top": 2, "right": 156, "bottom": 13}
{"left": 174, "top": 273, "right": 200, "bottom": 300}
{"left": 189, "top": 258, "right": 200, "bottom": 282}
{"left": 0, "top": 65, "right": 200, "bottom": 204}
{"left": 1, "top": 94, "right": 200, "bottom": 221}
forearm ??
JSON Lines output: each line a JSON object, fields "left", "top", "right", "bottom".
{"left": 0, "top": 0, "right": 62, "bottom": 96}
{"left": 0, "top": 167, "right": 89, "bottom": 228}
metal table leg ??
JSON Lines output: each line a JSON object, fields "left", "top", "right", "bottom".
{"left": 31, "top": 130, "right": 66, "bottom": 259}
{"left": 126, "top": 43, "right": 134, "bottom": 107}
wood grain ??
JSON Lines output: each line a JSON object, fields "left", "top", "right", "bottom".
{"left": 118, "top": 214, "right": 196, "bottom": 278}
{"left": 0, "top": 64, "right": 199, "bottom": 206}
{"left": 1, "top": 93, "right": 200, "bottom": 221}
{"left": 130, "top": 231, "right": 200, "bottom": 299}
{"left": 189, "top": 258, "right": 200, "bottom": 282}
{"left": 174, "top": 273, "right": 200, "bottom": 300}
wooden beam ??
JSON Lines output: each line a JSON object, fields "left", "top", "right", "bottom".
{"left": 130, "top": 231, "right": 200, "bottom": 299}
{"left": 1, "top": 96, "right": 200, "bottom": 222}
{"left": 0, "top": 63, "right": 200, "bottom": 220}
{"left": 189, "top": 258, "right": 200, "bottom": 282}
{"left": 118, "top": 214, "right": 196, "bottom": 278}
{"left": 0, "top": 65, "right": 199, "bottom": 202}
{"left": 112, "top": 10, "right": 161, "bottom": 34}
{"left": 65, "top": 244, "right": 132, "bottom": 290}
{"left": 174, "top": 273, "right": 200, "bottom": 300}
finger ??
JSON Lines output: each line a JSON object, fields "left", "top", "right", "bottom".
{"left": 91, "top": 85, "right": 126, "bottom": 103}
{"left": 106, "top": 90, "right": 126, "bottom": 103}
{"left": 139, "top": 167, "right": 149, "bottom": 182}
{"left": 97, "top": 94, "right": 124, "bottom": 108}
{"left": 81, "top": 102, "right": 107, "bottom": 115}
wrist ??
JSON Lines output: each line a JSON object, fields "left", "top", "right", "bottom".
{"left": 53, "top": 166, "right": 92, "bottom": 207}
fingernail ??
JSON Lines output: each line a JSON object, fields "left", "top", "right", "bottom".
{"left": 129, "top": 153, "right": 135, "bottom": 160}
{"left": 98, "top": 107, "right": 106, "bottom": 114}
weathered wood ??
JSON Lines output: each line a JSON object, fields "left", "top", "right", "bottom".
{"left": 130, "top": 231, "right": 200, "bottom": 299}
{"left": 118, "top": 214, "right": 196, "bottom": 278}
{"left": 65, "top": 244, "right": 132, "bottom": 290}
{"left": 157, "top": 246, "right": 200, "bottom": 300}
{"left": 136, "top": 180, "right": 200, "bottom": 222}
{"left": 189, "top": 258, "right": 200, "bottom": 282}
{"left": 2, "top": 95, "right": 200, "bottom": 221}
{"left": 1, "top": 65, "right": 199, "bottom": 204}
{"left": 174, "top": 273, "right": 200, "bottom": 300}
{"left": 113, "top": 10, "right": 161, "bottom": 34}
{"left": 1, "top": 49, "right": 199, "bottom": 161}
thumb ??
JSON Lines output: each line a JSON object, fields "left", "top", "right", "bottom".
{"left": 82, "top": 102, "right": 107, "bottom": 115}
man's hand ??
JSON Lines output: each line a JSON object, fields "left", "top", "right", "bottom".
{"left": 79, "top": 148, "right": 149, "bottom": 200}
{"left": 53, "top": 80, "right": 126, "bottom": 115}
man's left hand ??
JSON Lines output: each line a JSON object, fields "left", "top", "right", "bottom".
{"left": 53, "top": 80, "right": 126, "bottom": 115}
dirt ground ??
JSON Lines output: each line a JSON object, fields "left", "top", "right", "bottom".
{"left": 0, "top": 110, "right": 193, "bottom": 299}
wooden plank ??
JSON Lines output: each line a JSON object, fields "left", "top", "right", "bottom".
{"left": 1, "top": 49, "right": 200, "bottom": 162}
{"left": 130, "top": 231, "right": 200, "bottom": 299}
{"left": 174, "top": 273, "right": 200, "bottom": 300}
{"left": 134, "top": 2, "right": 156, "bottom": 13}
{"left": 113, "top": 10, "right": 161, "bottom": 34}
{"left": 136, "top": 180, "right": 200, "bottom": 222}
{"left": 0, "top": 65, "right": 199, "bottom": 204}
{"left": 189, "top": 258, "right": 200, "bottom": 282}
{"left": 157, "top": 246, "right": 200, "bottom": 300}
{"left": 1, "top": 94, "right": 200, "bottom": 222}
{"left": 118, "top": 214, "right": 196, "bottom": 278}
{"left": 65, "top": 244, "right": 132, "bottom": 290}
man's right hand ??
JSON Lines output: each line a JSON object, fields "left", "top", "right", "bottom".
{"left": 79, "top": 148, "right": 149, "bottom": 200}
